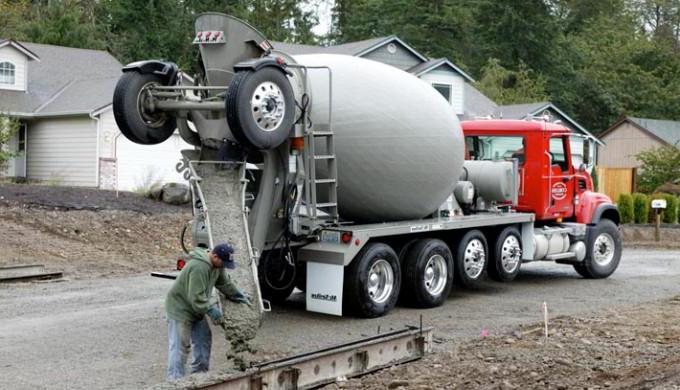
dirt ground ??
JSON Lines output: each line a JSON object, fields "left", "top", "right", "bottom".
{"left": 327, "top": 296, "right": 680, "bottom": 390}
{"left": 0, "top": 183, "right": 191, "bottom": 279}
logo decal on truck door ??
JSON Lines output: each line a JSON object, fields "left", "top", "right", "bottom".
{"left": 551, "top": 182, "right": 567, "bottom": 200}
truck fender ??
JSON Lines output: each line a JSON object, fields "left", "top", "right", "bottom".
{"left": 233, "top": 58, "right": 293, "bottom": 76}
{"left": 591, "top": 204, "right": 620, "bottom": 225}
{"left": 122, "top": 60, "right": 179, "bottom": 85}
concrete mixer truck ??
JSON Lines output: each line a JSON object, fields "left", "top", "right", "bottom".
{"left": 112, "top": 13, "right": 622, "bottom": 321}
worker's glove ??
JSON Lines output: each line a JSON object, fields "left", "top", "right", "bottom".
{"left": 207, "top": 305, "right": 223, "bottom": 323}
{"left": 230, "top": 290, "right": 252, "bottom": 306}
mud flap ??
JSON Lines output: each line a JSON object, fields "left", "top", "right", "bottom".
{"left": 306, "top": 262, "right": 344, "bottom": 316}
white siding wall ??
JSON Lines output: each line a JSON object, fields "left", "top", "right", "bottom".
{"left": 419, "top": 68, "right": 464, "bottom": 115}
{"left": 0, "top": 46, "right": 27, "bottom": 92}
{"left": 115, "top": 133, "right": 191, "bottom": 191}
{"left": 27, "top": 117, "right": 97, "bottom": 186}
{"left": 96, "top": 107, "right": 192, "bottom": 191}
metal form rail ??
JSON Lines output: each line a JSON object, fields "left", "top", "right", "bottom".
{"left": 0, "top": 264, "right": 62, "bottom": 283}
{"left": 154, "top": 326, "right": 433, "bottom": 390}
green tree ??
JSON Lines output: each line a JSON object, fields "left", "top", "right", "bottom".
{"left": 22, "top": 0, "right": 107, "bottom": 49}
{"left": 635, "top": 144, "right": 680, "bottom": 193}
{"left": 475, "top": 58, "right": 548, "bottom": 105}
{"left": 0, "top": 114, "right": 20, "bottom": 171}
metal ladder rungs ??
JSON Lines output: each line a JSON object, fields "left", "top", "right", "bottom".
{"left": 312, "top": 131, "right": 334, "bottom": 136}
{"left": 314, "top": 178, "right": 336, "bottom": 184}
{"left": 316, "top": 202, "right": 338, "bottom": 208}
{"left": 314, "top": 155, "right": 335, "bottom": 160}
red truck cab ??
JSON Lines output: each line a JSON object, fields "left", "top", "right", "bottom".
{"left": 462, "top": 119, "right": 619, "bottom": 225}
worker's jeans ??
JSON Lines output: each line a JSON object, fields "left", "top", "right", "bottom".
{"left": 166, "top": 318, "right": 212, "bottom": 381}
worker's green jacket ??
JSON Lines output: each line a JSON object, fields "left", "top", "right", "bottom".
{"left": 165, "top": 248, "right": 240, "bottom": 323}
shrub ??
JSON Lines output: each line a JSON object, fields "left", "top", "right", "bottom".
{"left": 662, "top": 193, "right": 678, "bottom": 223}
{"left": 616, "top": 193, "right": 634, "bottom": 224}
{"left": 632, "top": 193, "right": 649, "bottom": 224}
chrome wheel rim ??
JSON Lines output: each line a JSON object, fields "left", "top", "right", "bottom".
{"left": 500, "top": 235, "right": 522, "bottom": 273}
{"left": 463, "top": 239, "right": 485, "bottom": 279}
{"left": 423, "top": 254, "right": 447, "bottom": 296}
{"left": 251, "top": 81, "right": 285, "bottom": 132}
{"left": 593, "top": 233, "right": 615, "bottom": 266}
{"left": 367, "top": 259, "right": 394, "bottom": 304}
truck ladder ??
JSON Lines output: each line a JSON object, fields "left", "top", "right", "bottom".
{"left": 289, "top": 64, "right": 339, "bottom": 228}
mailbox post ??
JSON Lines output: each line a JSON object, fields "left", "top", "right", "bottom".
{"left": 651, "top": 199, "right": 667, "bottom": 242}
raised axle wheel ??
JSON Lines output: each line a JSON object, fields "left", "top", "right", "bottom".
{"left": 454, "top": 229, "right": 488, "bottom": 289}
{"left": 488, "top": 226, "right": 523, "bottom": 282}
{"left": 574, "top": 219, "right": 622, "bottom": 279}
{"left": 226, "top": 67, "right": 295, "bottom": 150}
{"left": 401, "top": 239, "right": 454, "bottom": 308}
{"left": 344, "top": 243, "right": 401, "bottom": 318}
{"left": 258, "top": 250, "right": 296, "bottom": 303}
{"left": 112, "top": 72, "right": 176, "bottom": 145}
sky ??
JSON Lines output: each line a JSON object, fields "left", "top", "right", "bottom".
{"left": 304, "top": 0, "right": 333, "bottom": 37}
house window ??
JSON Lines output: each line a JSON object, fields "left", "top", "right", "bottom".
{"left": 432, "top": 83, "right": 451, "bottom": 103}
{"left": 0, "top": 61, "right": 16, "bottom": 85}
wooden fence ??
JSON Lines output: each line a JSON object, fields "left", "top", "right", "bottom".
{"left": 596, "top": 167, "right": 636, "bottom": 201}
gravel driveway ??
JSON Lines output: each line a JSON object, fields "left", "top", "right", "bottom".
{"left": 0, "top": 248, "right": 678, "bottom": 389}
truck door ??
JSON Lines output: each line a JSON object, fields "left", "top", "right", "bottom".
{"left": 546, "top": 136, "right": 574, "bottom": 219}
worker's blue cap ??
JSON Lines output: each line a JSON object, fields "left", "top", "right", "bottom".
{"left": 212, "top": 243, "right": 236, "bottom": 269}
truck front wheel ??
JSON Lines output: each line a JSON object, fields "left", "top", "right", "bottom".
{"left": 401, "top": 239, "right": 453, "bottom": 308}
{"left": 573, "top": 219, "right": 622, "bottom": 279}
{"left": 454, "top": 230, "right": 488, "bottom": 288}
{"left": 344, "top": 243, "right": 401, "bottom": 318}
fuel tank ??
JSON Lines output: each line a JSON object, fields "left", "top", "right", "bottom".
{"left": 292, "top": 54, "right": 464, "bottom": 222}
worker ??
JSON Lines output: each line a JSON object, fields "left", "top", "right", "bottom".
{"left": 165, "top": 243, "right": 251, "bottom": 380}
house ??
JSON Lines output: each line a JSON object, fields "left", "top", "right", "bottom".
{"left": 0, "top": 39, "right": 191, "bottom": 191}
{"left": 598, "top": 116, "right": 680, "bottom": 168}
{"left": 273, "top": 36, "right": 600, "bottom": 168}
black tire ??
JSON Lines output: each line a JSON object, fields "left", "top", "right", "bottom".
{"left": 454, "top": 230, "right": 488, "bottom": 289}
{"left": 226, "top": 67, "right": 295, "bottom": 150}
{"left": 400, "top": 239, "right": 454, "bottom": 308}
{"left": 573, "top": 219, "right": 622, "bottom": 279}
{"left": 344, "top": 243, "right": 401, "bottom": 318}
{"left": 112, "top": 72, "right": 176, "bottom": 145}
{"left": 258, "top": 252, "right": 296, "bottom": 303}
{"left": 488, "top": 226, "right": 522, "bottom": 282}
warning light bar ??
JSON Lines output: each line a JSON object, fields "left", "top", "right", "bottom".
{"left": 193, "top": 30, "right": 226, "bottom": 44}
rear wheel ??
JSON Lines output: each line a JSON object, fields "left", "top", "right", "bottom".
{"left": 258, "top": 251, "right": 296, "bottom": 303}
{"left": 454, "top": 230, "right": 488, "bottom": 288}
{"left": 488, "top": 226, "right": 522, "bottom": 282}
{"left": 344, "top": 243, "right": 401, "bottom": 318}
{"left": 574, "top": 219, "right": 622, "bottom": 279}
{"left": 112, "top": 72, "right": 176, "bottom": 145}
{"left": 226, "top": 67, "right": 295, "bottom": 150}
{"left": 401, "top": 239, "right": 453, "bottom": 308}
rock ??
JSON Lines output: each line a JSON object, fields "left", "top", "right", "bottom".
{"left": 149, "top": 182, "right": 164, "bottom": 200}
{"left": 161, "top": 183, "right": 190, "bottom": 205}
{"left": 655, "top": 182, "right": 680, "bottom": 196}
{"left": 555, "top": 357, "right": 573, "bottom": 366}
{"left": 580, "top": 338, "right": 592, "bottom": 345}
{"left": 505, "top": 338, "right": 516, "bottom": 344}
{"left": 388, "top": 380, "right": 409, "bottom": 389}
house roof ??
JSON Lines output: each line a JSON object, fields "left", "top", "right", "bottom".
{"left": 0, "top": 39, "right": 40, "bottom": 61}
{"left": 0, "top": 40, "right": 122, "bottom": 117}
{"left": 407, "top": 58, "right": 474, "bottom": 82}
{"left": 601, "top": 116, "right": 680, "bottom": 146}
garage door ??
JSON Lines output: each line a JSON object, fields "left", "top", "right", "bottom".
{"left": 27, "top": 118, "right": 97, "bottom": 187}
{"left": 116, "top": 133, "right": 192, "bottom": 191}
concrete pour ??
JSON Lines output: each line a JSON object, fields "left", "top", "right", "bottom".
{"left": 195, "top": 163, "right": 263, "bottom": 370}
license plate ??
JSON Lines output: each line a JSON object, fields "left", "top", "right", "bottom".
{"left": 320, "top": 230, "right": 341, "bottom": 244}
